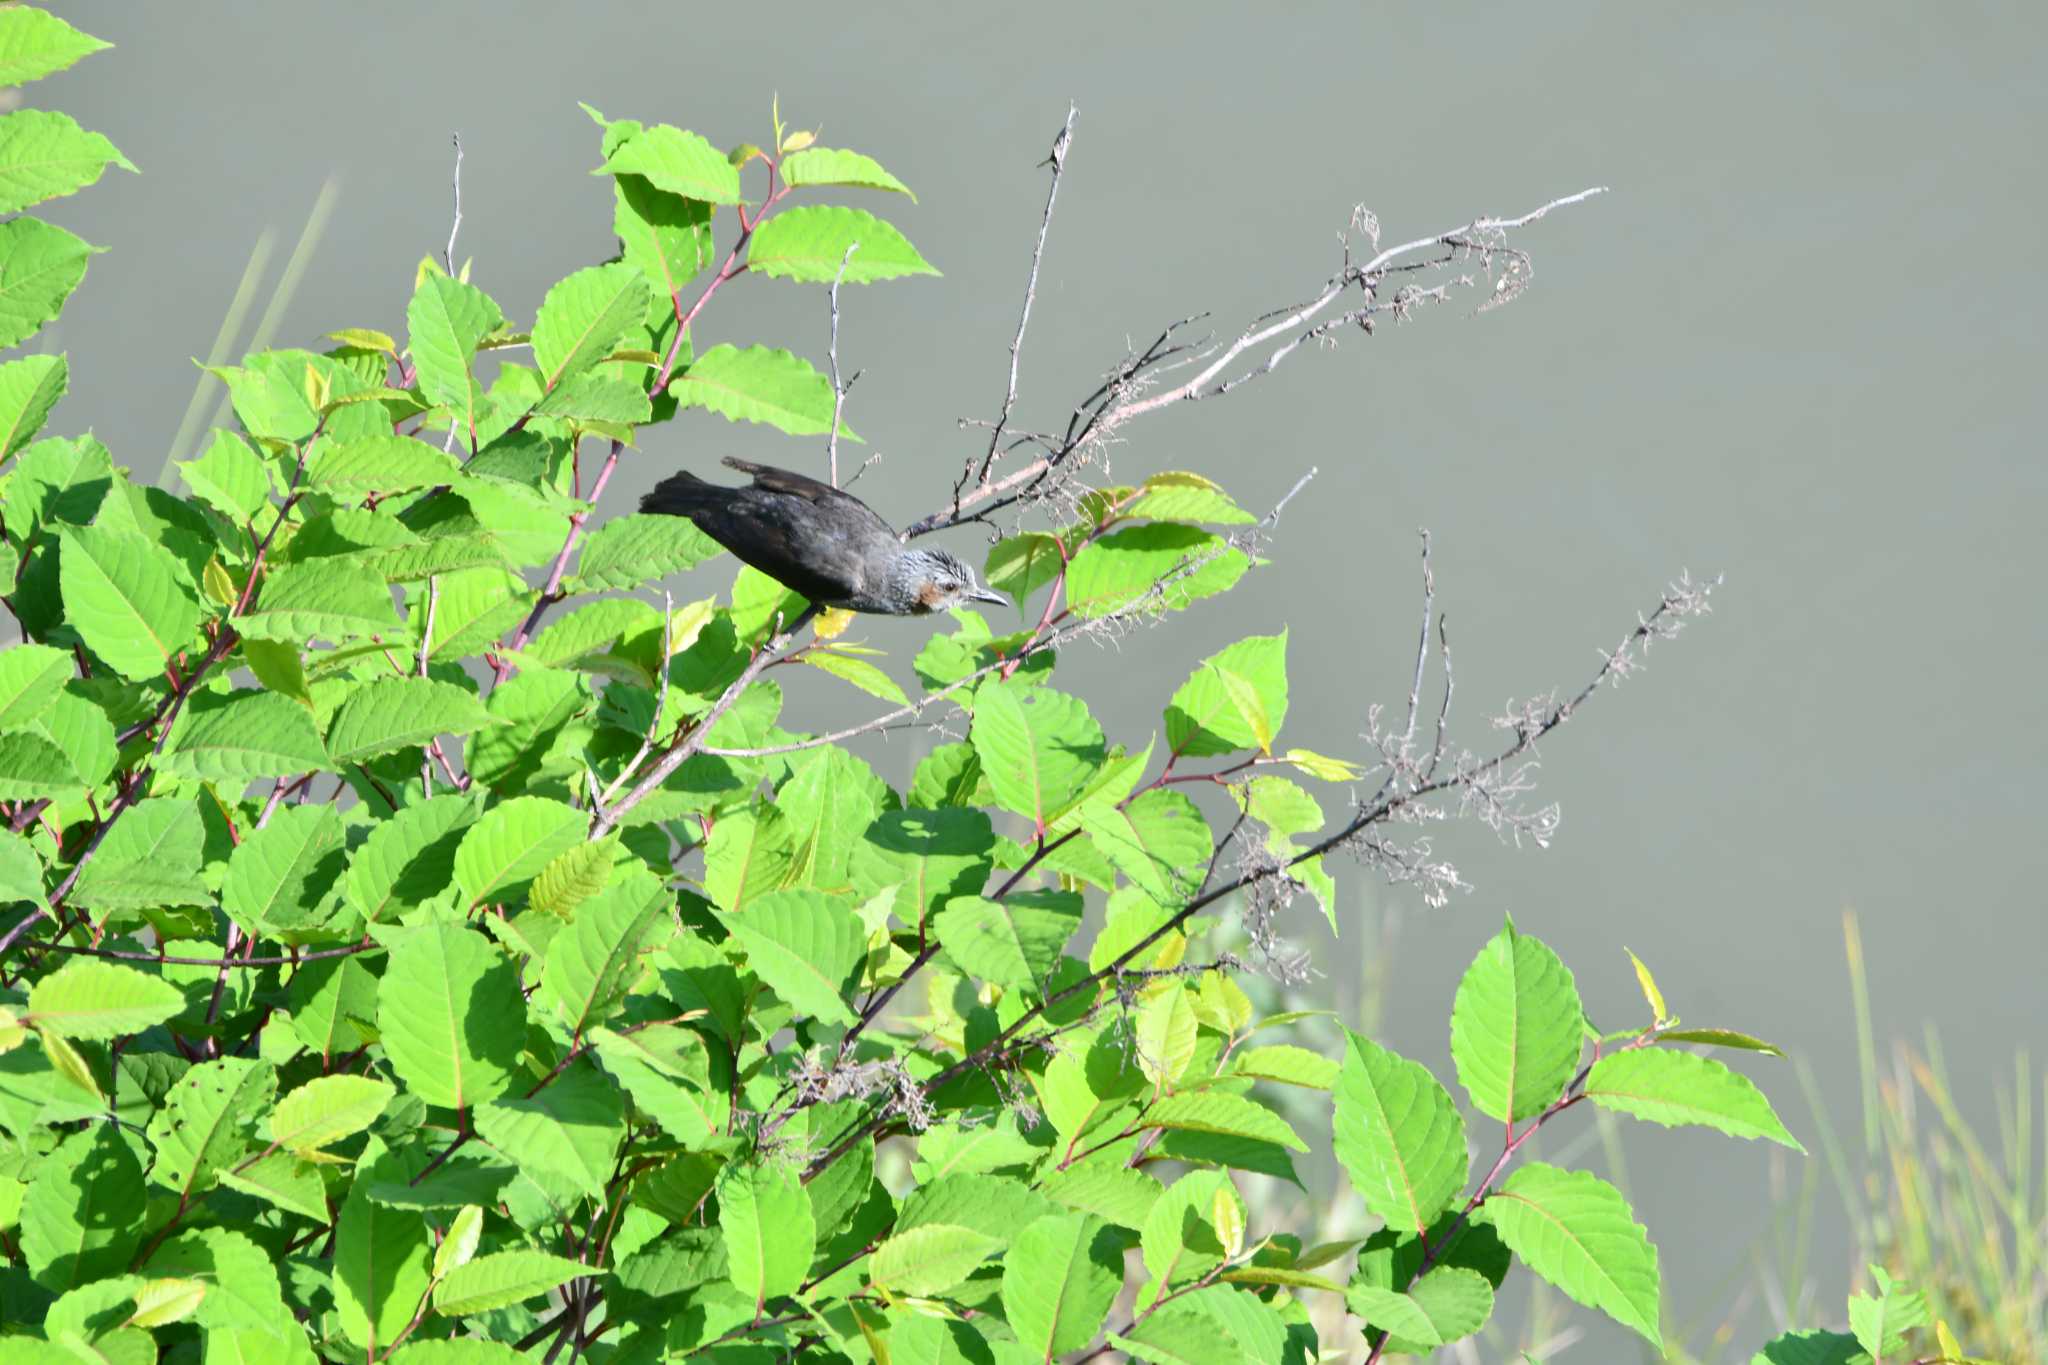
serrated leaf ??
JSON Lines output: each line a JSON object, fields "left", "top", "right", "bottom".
{"left": 1747, "top": 1330, "right": 1870, "bottom": 1365}
{"left": 162, "top": 689, "right": 330, "bottom": 781}
{"left": 0, "top": 214, "right": 96, "bottom": 350}
{"left": 1128, "top": 470, "right": 1258, "bottom": 525}
{"left": 598, "top": 123, "right": 742, "bottom": 204}
{"left": 306, "top": 434, "right": 461, "bottom": 496}
{"left": 1139, "top": 1091, "right": 1307, "bottom": 1152}
{"left": 533, "top": 262, "right": 651, "bottom": 392}
{"left": 1141, "top": 1169, "right": 1240, "bottom": 1288}
{"left": 1347, "top": 1265, "right": 1495, "bottom": 1349}
{"left": 324, "top": 676, "right": 497, "bottom": 764}
{"left": 667, "top": 343, "right": 860, "bottom": 440}
{"left": 1064, "top": 522, "right": 1248, "bottom": 618}
{"left": 970, "top": 681, "right": 1105, "bottom": 827}
{"left": 0, "top": 642, "right": 70, "bottom": 729}
{"left": 1135, "top": 983, "right": 1200, "bottom": 1087}
{"left": 747, "top": 205, "right": 938, "bottom": 284}
{"left": 1656, "top": 1027, "right": 1786, "bottom": 1056}
{"left": 1082, "top": 788, "right": 1210, "bottom": 904}
{"left": 237, "top": 558, "right": 402, "bottom": 644}
{"left": 779, "top": 147, "right": 915, "bottom": 200}
{"left": 217, "top": 1147, "right": 330, "bottom": 1226}
{"left": 802, "top": 649, "right": 909, "bottom": 704}
{"left": 334, "top": 1141, "right": 434, "bottom": 1352}
{"left": 0, "top": 108, "right": 134, "bottom": 215}
{"left": 1449, "top": 918, "right": 1585, "bottom": 1124}
{"left": 221, "top": 802, "right": 346, "bottom": 937}
{"left": 56, "top": 523, "right": 203, "bottom": 680}
{"left": 612, "top": 171, "right": 712, "bottom": 305}
{"left": 144, "top": 1057, "right": 273, "bottom": 1202}
{"left": 407, "top": 274, "right": 503, "bottom": 445}
{"left": 540, "top": 870, "right": 669, "bottom": 1036}
{"left": 67, "top": 797, "right": 209, "bottom": 911}
{"left": 376, "top": 921, "right": 524, "bottom": 1110}
{"left": 270, "top": 1074, "right": 394, "bottom": 1155}
{"left": 0, "top": 350, "right": 66, "bottom": 457}
{"left": 0, "top": 8, "right": 113, "bottom": 87}
{"left": 571, "top": 512, "right": 724, "bottom": 589}
{"left": 1166, "top": 632, "right": 1289, "bottom": 757}
{"left": 718, "top": 1159, "right": 813, "bottom": 1308}
{"left": 869, "top": 1223, "right": 1001, "bottom": 1296}
{"left": 528, "top": 837, "right": 616, "bottom": 917}
{"left": 1585, "top": 1048, "right": 1803, "bottom": 1150}
{"left": 433, "top": 1249, "right": 589, "bottom": 1316}
{"left": 452, "top": 794, "right": 586, "bottom": 907}
{"left": 0, "top": 727, "right": 82, "bottom": 801}
{"left": 343, "top": 791, "right": 480, "bottom": 921}
{"left": 716, "top": 888, "right": 865, "bottom": 1025}
{"left": 20, "top": 1123, "right": 143, "bottom": 1290}
{"left": 1000, "top": 1213, "right": 1122, "bottom": 1360}
{"left": 1479, "top": 1163, "right": 1662, "bottom": 1348}
{"left": 1230, "top": 1044, "right": 1340, "bottom": 1090}
{"left": 1333, "top": 1029, "right": 1469, "bottom": 1233}
{"left": 127, "top": 1275, "right": 207, "bottom": 1329}
{"left": 932, "top": 892, "right": 1080, "bottom": 992}
{"left": 27, "top": 958, "right": 183, "bottom": 1038}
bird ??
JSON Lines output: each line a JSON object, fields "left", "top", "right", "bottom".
{"left": 639, "top": 458, "right": 1010, "bottom": 616}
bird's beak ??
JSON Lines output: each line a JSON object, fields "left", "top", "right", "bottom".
{"left": 968, "top": 586, "right": 1011, "bottom": 608}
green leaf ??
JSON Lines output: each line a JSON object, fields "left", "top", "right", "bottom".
{"left": 143, "top": 1225, "right": 292, "bottom": 1338}
{"left": 852, "top": 806, "right": 994, "bottom": 925}
{"left": 1346, "top": 1265, "right": 1495, "bottom": 1349}
{"left": 1332, "top": 1029, "right": 1468, "bottom": 1233}
{"left": 0, "top": 642, "right": 70, "bottom": 729}
{"left": 1140, "top": 1169, "right": 1241, "bottom": 1288}
{"left": 471, "top": 1059, "right": 622, "bottom": 1201}
{"left": 324, "top": 676, "right": 497, "bottom": 764}
{"left": 1038, "top": 1164, "right": 1164, "bottom": 1230}
{"left": 0, "top": 728, "right": 82, "bottom": 801}
{"left": 221, "top": 803, "right": 346, "bottom": 937}
{"left": 306, "top": 434, "right": 461, "bottom": 496}
{"left": 432, "top": 1249, "right": 589, "bottom": 1316}
{"left": 27, "top": 958, "right": 183, "bottom": 1038}
{"left": 56, "top": 523, "right": 203, "bottom": 680}
{"left": 1000, "top": 1213, "right": 1123, "bottom": 1360}
{"left": 571, "top": 512, "right": 724, "bottom": 589}
{"left": 1585, "top": 1048, "right": 1804, "bottom": 1150}
{"left": 287, "top": 952, "right": 380, "bottom": 1061}
{"left": 588, "top": 1024, "right": 723, "bottom": 1146}
{"left": 162, "top": 690, "right": 330, "bottom": 781}
{"left": 0, "top": 8, "right": 113, "bottom": 87}
{"left": 746, "top": 205, "right": 938, "bottom": 284}
{"left": 333, "top": 1141, "right": 433, "bottom": 1353}
{"left": 269, "top": 1074, "right": 394, "bottom": 1155}
{"left": 376, "top": 921, "right": 524, "bottom": 1110}
{"left": 1656, "top": 1027, "right": 1786, "bottom": 1056}
{"left": 985, "top": 531, "right": 1065, "bottom": 605}
{"left": 933, "top": 892, "right": 1081, "bottom": 992}
{"left": 598, "top": 123, "right": 742, "bottom": 204}
{"left": 1230, "top": 1044, "right": 1340, "bottom": 1090}
{"left": 532, "top": 262, "right": 651, "bottom": 392}
{"left": 407, "top": 274, "right": 504, "bottom": 443}
{"left": 0, "top": 350, "right": 66, "bottom": 458}
{"left": 869, "top": 1223, "right": 1001, "bottom": 1296}
{"left": 0, "top": 829, "right": 46, "bottom": 907}
{"left": 701, "top": 804, "right": 795, "bottom": 912}
{"left": 1135, "top": 983, "right": 1200, "bottom": 1087}
{"left": 20, "top": 1123, "right": 143, "bottom": 1290}
{"left": 1139, "top": 1091, "right": 1308, "bottom": 1152}
{"left": 1082, "top": 788, "right": 1211, "bottom": 904}
{"left": 775, "top": 743, "right": 890, "bottom": 892}
{"left": 1128, "top": 470, "right": 1258, "bottom": 526}
{"left": 612, "top": 172, "right": 712, "bottom": 305}
{"left": 0, "top": 108, "right": 133, "bottom": 214}
{"left": 1848, "top": 1267, "right": 1931, "bottom": 1359}
{"left": 531, "top": 370, "right": 651, "bottom": 424}
{"left": 527, "top": 596, "right": 659, "bottom": 668}
{"left": 667, "top": 343, "right": 860, "bottom": 440}
{"left": 67, "top": 797, "right": 209, "bottom": 911}
{"left": 343, "top": 791, "right": 480, "bottom": 922}
{"left": 128, "top": 1275, "right": 209, "bottom": 1328}
{"left": 779, "top": 147, "right": 915, "bottom": 200}
{"left": 539, "top": 870, "right": 669, "bottom": 1036}
{"left": 177, "top": 429, "right": 273, "bottom": 522}
{"left": 1748, "top": 1330, "right": 1870, "bottom": 1365}
{"left": 718, "top": 1159, "right": 813, "bottom": 1308}
{"left": 452, "top": 794, "right": 586, "bottom": 907}
{"left": 717, "top": 888, "right": 865, "bottom": 1026}
{"left": 144, "top": 1057, "right": 273, "bottom": 1202}
{"left": 971, "top": 681, "right": 1105, "bottom": 827}
{"left": 1449, "top": 917, "right": 1585, "bottom": 1124}
{"left": 0, "top": 215, "right": 96, "bottom": 349}
{"left": 528, "top": 837, "right": 616, "bottom": 918}
{"left": 237, "top": 558, "right": 403, "bottom": 644}
{"left": 1478, "top": 1163, "right": 1662, "bottom": 1348}
{"left": 1063, "top": 522, "right": 1248, "bottom": 619}
{"left": 412, "top": 565, "right": 529, "bottom": 661}
{"left": 802, "top": 649, "right": 909, "bottom": 705}
{"left": 1166, "top": 632, "right": 1289, "bottom": 757}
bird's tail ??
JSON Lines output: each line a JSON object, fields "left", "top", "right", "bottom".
{"left": 640, "top": 469, "right": 716, "bottom": 518}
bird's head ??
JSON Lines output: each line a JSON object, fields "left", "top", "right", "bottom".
{"left": 895, "top": 547, "right": 1009, "bottom": 615}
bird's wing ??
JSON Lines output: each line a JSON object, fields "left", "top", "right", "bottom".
{"left": 721, "top": 457, "right": 897, "bottom": 535}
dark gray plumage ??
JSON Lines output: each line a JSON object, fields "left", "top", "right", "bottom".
{"left": 640, "top": 458, "right": 1008, "bottom": 616}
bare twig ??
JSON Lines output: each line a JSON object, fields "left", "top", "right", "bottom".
{"left": 908, "top": 185, "right": 1607, "bottom": 539}
{"left": 824, "top": 242, "right": 858, "bottom": 486}
{"left": 442, "top": 134, "right": 463, "bottom": 274}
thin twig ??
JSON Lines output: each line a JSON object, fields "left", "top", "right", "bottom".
{"left": 442, "top": 134, "right": 463, "bottom": 274}
{"left": 824, "top": 242, "right": 858, "bottom": 487}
